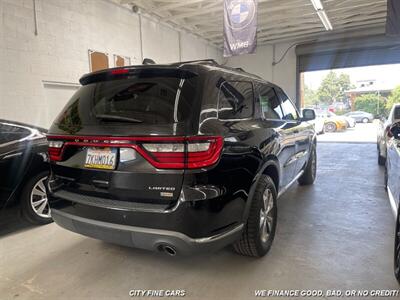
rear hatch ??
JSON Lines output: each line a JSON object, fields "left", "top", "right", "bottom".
{"left": 47, "top": 67, "right": 221, "bottom": 207}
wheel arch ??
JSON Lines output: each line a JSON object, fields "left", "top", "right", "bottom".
{"left": 14, "top": 152, "right": 49, "bottom": 202}
{"left": 241, "top": 157, "right": 280, "bottom": 223}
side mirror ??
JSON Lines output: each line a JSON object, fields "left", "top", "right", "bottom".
{"left": 302, "top": 109, "right": 316, "bottom": 121}
{"left": 390, "top": 125, "right": 400, "bottom": 139}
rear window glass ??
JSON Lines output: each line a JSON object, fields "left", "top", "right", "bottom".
{"left": 54, "top": 71, "right": 198, "bottom": 127}
{"left": 0, "top": 123, "right": 31, "bottom": 145}
{"left": 218, "top": 81, "right": 254, "bottom": 120}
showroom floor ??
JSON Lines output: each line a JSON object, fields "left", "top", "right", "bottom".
{"left": 0, "top": 143, "right": 399, "bottom": 299}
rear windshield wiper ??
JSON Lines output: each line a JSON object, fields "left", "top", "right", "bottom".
{"left": 95, "top": 114, "right": 143, "bottom": 123}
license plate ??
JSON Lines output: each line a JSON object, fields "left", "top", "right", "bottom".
{"left": 84, "top": 147, "right": 117, "bottom": 170}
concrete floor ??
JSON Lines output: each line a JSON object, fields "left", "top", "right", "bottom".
{"left": 0, "top": 143, "right": 399, "bottom": 299}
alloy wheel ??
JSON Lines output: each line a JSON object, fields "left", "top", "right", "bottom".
{"left": 30, "top": 176, "right": 51, "bottom": 219}
{"left": 259, "top": 188, "right": 274, "bottom": 244}
{"left": 325, "top": 123, "right": 336, "bottom": 132}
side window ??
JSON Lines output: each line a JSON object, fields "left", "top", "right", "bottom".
{"left": 258, "top": 84, "right": 283, "bottom": 120}
{"left": 218, "top": 81, "right": 254, "bottom": 120}
{"left": 0, "top": 123, "right": 31, "bottom": 144}
{"left": 394, "top": 106, "right": 400, "bottom": 120}
{"left": 276, "top": 88, "right": 299, "bottom": 121}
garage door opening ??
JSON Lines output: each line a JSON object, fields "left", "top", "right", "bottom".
{"left": 299, "top": 64, "right": 400, "bottom": 143}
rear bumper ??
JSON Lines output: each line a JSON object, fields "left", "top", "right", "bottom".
{"left": 52, "top": 209, "right": 243, "bottom": 255}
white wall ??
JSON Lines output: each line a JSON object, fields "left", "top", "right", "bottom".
{"left": 0, "top": 0, "right": 222, "bottom": 127}
{"left": 226, "top": 43, "right": 297, "bottom": 103}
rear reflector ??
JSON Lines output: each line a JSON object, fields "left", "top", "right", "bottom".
{"left": 46, "top": 136, "right": 223, "bottom": 169}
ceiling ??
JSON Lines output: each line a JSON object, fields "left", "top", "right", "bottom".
{"left": 115, "top": 0, "right": 388, "bottom": 47}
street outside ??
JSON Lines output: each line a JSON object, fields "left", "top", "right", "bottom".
{"left": 317, "top": 121, "right": 379, "bottom": 143}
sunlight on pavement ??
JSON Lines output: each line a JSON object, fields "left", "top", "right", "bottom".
{"left": 317, "top": 122, "right": 379, "bottom": 143}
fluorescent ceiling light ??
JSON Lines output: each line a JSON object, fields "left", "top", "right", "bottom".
{"left": 310, "top": 0, "right": 324, "bottom": 11}
{"left": 317, "top": 10, "right": 333, "bottom": 31}
{"left": 310, "top": 0, "right": 333, "bottom": 31}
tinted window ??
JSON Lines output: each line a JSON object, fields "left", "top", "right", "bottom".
{"left": 218, "top": 81, "right": 254, "bottom": 120}
{"left": 394, "top": 106, "right": 400, "bottom": 120}
{"left": 54, "top": 71, "right": 198, "bottom": 127}
{"left": 0, "top": 123, "right": 31, "bottom": 144}
{"left": 276, "top": 88, "right": 298, "bottom": 121}
{"left": 258, "top": 84, "right": 283, "bottom": 120}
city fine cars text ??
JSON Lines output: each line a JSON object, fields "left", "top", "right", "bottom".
{"left": 129, "top": 290, "right": 186, "bottom": 297}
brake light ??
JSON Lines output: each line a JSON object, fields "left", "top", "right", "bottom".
{"left": 48, "top": 140, "right": 64, "bottom": 161}
{"left": 139, "top": 137, "right": 223, "bottom": 169}
{"left": 110, "top": 69, "right": 129, "bottom": 75}
{"left": 46, "top": 136, "right": 223, "bottom": 169}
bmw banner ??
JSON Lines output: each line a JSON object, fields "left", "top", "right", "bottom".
{"left": 386, "top": 0, "right": 400, "bottom": 36}
{"left": 223, "top": 0, "right": 258, "bottom": 57}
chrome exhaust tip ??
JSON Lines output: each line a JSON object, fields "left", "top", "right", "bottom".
{"left": 158, "top": 244, "right": 177, "bottom": 256}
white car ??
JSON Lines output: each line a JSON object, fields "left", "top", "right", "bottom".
{"left": 377, "top": 103, "right": 400, "bottom": 165}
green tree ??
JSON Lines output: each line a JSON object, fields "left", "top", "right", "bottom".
{"left": 354, "top": 94, "right": 386, "bottom": 117}
{"left": 304, "top": 85, "right": 318, "bottom": 107}
{"left": 317, "top": 71, "right": 354, "bottom": 104}
{"left": 386, "top": 85, "right": 400, "bottom": 111}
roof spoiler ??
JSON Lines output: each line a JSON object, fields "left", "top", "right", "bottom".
{"left": 142, "top": 58, "right": 156, "bottom": 65}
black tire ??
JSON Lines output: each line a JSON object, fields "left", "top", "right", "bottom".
{"left": 362, "top": 117, "right": 369, "bottom": 123}
{"left": 395, "top": 206, "right": 400, "bottom": 284}
{"left": 324, "top": 122, "right": 337, "bottom": 133}
{"left": 298, "top": 145, "right": 317, "bottom": 186}
{"left": 378, "top": 153, "right": 386, "bottom": 166}
{"left": 20, "top": 171, "right": 52, "bottom": 225}
{"left": 385, "top": 163, "right": 388, "bottom": 191}
{"left": 233, "top": 175, "right": 277, "bottom": 257}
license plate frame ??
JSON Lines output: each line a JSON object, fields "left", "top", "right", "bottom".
{"left": 84, "top": 147, "right": 117, "bottom": 170}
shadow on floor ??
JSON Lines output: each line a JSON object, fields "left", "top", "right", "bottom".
{"left": 0, "top": 205, "right": 35, "bottom": 237}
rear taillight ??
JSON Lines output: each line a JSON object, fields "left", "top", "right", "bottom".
{"left": 46, "top": 136, "right": 223, "bottom": 169}
{"left": 48, "top": 140, "right": 64, "bottom": 161}
{"left": 138, "top": 136, "right": 223, "bottom": 169}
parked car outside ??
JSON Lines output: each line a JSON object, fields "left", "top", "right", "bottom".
{"left": 46, "top": 60, "right": 317, "bottom": 257}
{"left": 344, "top": 111, "right": 374, "bottom": 123}
{"left": 0, "top": 120, "right": 51, "bottom": 224}
{"left": 316, "top": 110, "right": 347, "bottom": 133}
{"left": 384, "top": 122, "right": 400, "bottom": 284}
{"left": 342, "top": 115, "right": 356, "bottom": 128}
{"left": 377, "top": 103, "right": 400, "bottom": 165}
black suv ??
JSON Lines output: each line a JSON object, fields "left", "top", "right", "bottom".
{"left": 47, "top": 60, "right": 316, "bottom": 257}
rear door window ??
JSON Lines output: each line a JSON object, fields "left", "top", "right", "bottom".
{"left": 276, "top": 88, "right": 299, "bottom": 121}
{"left": 218, "top": 81, "right": 254, "bottom": 120}
{"left": 258, "top": 84, "right": 283, "bottom": 120}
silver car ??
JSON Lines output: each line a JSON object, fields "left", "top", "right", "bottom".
{"left": 344, "top": 111, "right": 374, "bottom": 123}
